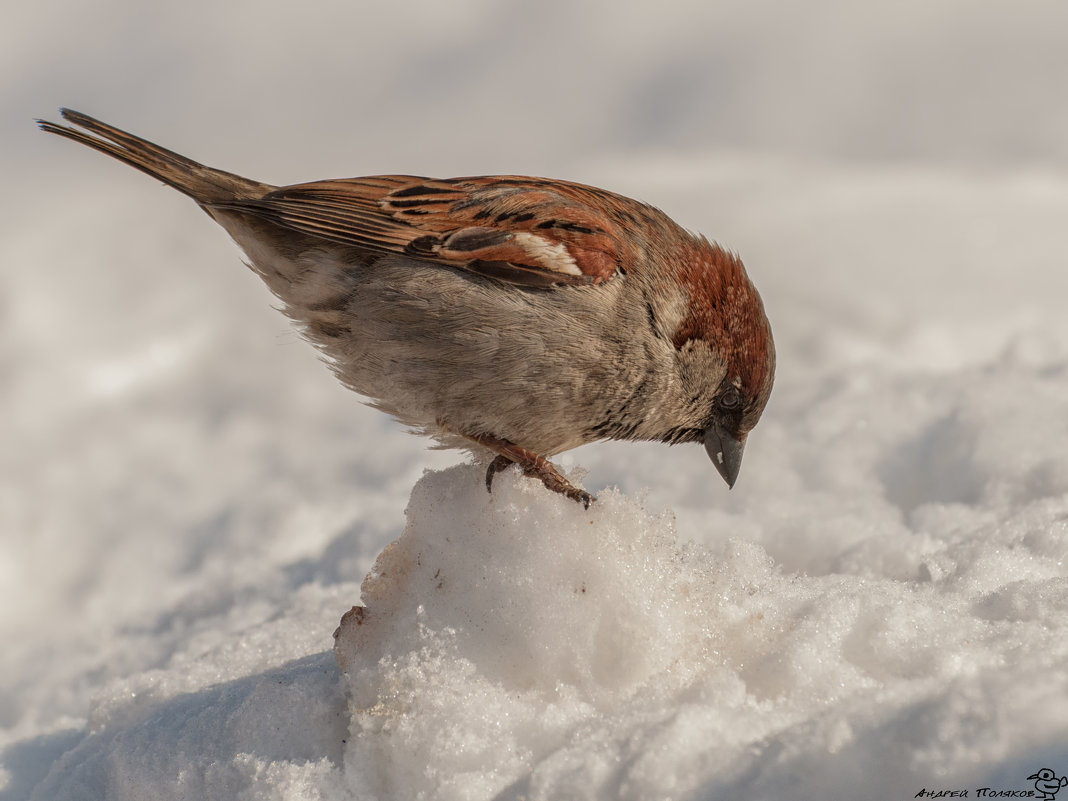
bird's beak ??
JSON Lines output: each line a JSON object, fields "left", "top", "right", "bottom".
{"left": 704, "top": 423, "right": 745, "bottom": 489}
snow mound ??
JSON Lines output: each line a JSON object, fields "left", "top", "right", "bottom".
{"left": 332, "top": 461, "right": 1068, "bottom": 801}
{"left": 334, "top": 464, "right": 772, "bottom": 800}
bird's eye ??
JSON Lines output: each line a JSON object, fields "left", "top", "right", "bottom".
{"left": 718, "top": 386, "right": 742, "bottom": 411}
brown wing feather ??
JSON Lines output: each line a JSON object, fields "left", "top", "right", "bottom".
{"left": 385, "top": 177, "right": 625, "bottom": 283}
{"left": 210, "top": 177, "right": 419, "bottom": 253}
{"left": 211, "top": 175, "right": 630, "bottom": 287}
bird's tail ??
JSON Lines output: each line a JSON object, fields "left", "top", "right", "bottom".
{"left": 37, "top": 109, "right": 271, "bottom": 203}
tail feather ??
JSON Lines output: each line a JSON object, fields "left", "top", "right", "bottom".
{"left": 37, "top": 109, "right": 272, "bottom": 203}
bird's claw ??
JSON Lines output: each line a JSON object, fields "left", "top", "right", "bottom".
{"left": 485, "top": 455, "right": 514, "bottom": 492}
{"left": 479, "top": 436, "right": 594, "bottom": 508}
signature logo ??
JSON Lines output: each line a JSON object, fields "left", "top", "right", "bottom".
{"left": 914, "top": 768, "right": 1068, "bottom": 799}
{"left": 1029, "top": 769, "right": 1068, "bottom": 801}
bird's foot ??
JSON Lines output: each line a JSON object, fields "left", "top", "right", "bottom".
{"left": 474, "top": 434, "right": 593, "bottom": 508}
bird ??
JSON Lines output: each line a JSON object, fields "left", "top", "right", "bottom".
{"left": 1028, "top": 769, "right": 1067, "bottom": 801}
{"left": 37, "top": 109, "right": 775, "bottom": 507}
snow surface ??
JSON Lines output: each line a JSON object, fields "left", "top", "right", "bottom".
{"left": 5, "top": 1, "right": 1068, "bottom": 799}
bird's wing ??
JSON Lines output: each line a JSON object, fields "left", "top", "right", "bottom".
{"left": 211, "top": 175, "right": 631, "bottom": 288}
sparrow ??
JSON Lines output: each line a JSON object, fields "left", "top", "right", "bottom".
{"left": 37, "top": 109, "right": 775, "bottom": 507}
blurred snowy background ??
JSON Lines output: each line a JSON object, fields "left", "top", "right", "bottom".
{"left": 4, "top": 1, "right": 1068, "bottom": 799}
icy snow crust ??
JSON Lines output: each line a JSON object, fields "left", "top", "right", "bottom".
{"left": 24, "top": 445, "right": 1068, "bottom": 800}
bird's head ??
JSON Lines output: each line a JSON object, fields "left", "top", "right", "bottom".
{"left": 664, "top": 237, "right": 775, "bottom": 488}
